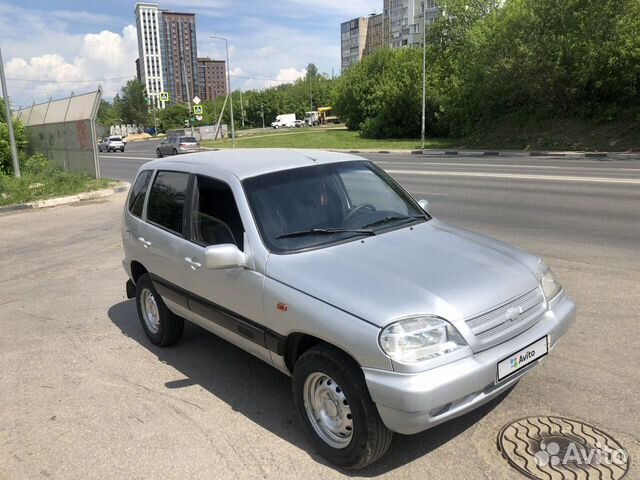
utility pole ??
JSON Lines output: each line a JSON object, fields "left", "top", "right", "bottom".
{"left": 182, "top": 62, "right": 195, "bottom": 137}
{"left": 0, "top": 46, "right": 21, "bottom": 177}
{"left": 309, "top": 72, "right": 313, "bottom": 112}
{"left": 210, "top": 36, "right": 235, "bottom": 148}
{"left": 239, "top": 89, "right": 245, "bottom": 128}
{"left": 421, "top": 3, "right": 427, "bottom": 150}
{"left": 261, "top": 98, "right": 265, "bottom": 130}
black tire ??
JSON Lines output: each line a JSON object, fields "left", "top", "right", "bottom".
{"left": 135, "top": 274, "right": 184, "bottom": 346}
{"left": 156, "top": 148, "right": 163, "bottom": 158}
{"left": 172, "top": 148, "right": 178, "bottom": 155}
{"left": 121, "top": 147, "right": 125, "bottom": 152}
{"left": 292, "top": 344, "right": 393, "bottom": 470}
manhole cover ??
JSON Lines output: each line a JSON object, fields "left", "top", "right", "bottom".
{"left": 497, "top": 416, "right": 630, "bottom": 479}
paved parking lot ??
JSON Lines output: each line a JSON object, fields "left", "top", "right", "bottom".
{"left": 1, "top": 154, "right": 639, "bottom": 478}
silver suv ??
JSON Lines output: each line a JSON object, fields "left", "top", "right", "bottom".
{"left": 121, "top": 149, "right": 575, "bottom": 469}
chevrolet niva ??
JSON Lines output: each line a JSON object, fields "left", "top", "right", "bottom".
{"left": 121, "top": 149, "right": 575, "bottom": 469}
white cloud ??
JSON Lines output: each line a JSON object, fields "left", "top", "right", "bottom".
{"left": 281, "top": 0, "right": 382, "bottom": 18}
{"left": 5, "top": 26, "right": 138, "bottom": 107}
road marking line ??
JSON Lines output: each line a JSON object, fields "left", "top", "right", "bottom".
{"left": 378, "top": 161, "right": 561, "bottom": 169}
{"left": 385, "top": 170, "right": 640, "bottom": 185}
{"left": 409, "top": 191, "right": 451, "bottom": 197}
{"left": 99, "top": 155, "right": 154, "bottom": 161}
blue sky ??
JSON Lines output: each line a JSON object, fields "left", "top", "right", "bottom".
{"left": 0, "top": 0, "right": 381, "bottom": 108}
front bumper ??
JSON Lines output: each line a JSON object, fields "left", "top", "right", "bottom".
{"left": 363, "top": 294, "right": 576, "bottom": 435}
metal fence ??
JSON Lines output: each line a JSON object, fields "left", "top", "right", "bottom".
{"left": 15, "top": 89, "right": 102, "bottom": 178}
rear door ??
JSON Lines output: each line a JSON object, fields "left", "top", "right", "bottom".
{"left": 138, "top": 170, "right": 193, "bottom": 306}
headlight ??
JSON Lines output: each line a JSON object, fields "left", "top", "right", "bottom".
{"left": 538, "top": 263, "right": 562, "bottom": 301}
{"left": 379, "top": 316, "right": 467, "bottom": 363}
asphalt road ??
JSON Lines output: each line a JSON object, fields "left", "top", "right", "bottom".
{"left": 0, "top": 143, "right": 637, "bottom": 479}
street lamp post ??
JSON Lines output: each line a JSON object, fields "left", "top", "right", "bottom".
{"left": 210, "top": 36, "right": 235, "bottom": 148}
{"left": 421, "top": 4, "right": 427, "bottom": 150}
{"left": 0, "top": 46, "right": 21, "bottom": 177}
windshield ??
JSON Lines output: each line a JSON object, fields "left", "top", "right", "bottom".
{"left": 243, "top": 161, "right": 427, "bottom": 253}
{"left": 109, "top": 137, "right": 122, "bottom": 141}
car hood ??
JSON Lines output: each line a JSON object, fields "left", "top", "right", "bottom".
{"left": 265, "top": 219, "right": 541, "bottom": 328}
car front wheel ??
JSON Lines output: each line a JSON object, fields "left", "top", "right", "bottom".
{"left": 292, "top": 344, "right": 392, "bottom": 470}
{"left": 156, "top": 148, "right": 163, "bottom": 158}
{"left": 135, "top": 274, "right": 184, "bottom": 346}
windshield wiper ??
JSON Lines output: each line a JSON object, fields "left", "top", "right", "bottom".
{"left": 361, "top": 214, "right": 427, "bottom": 229}
{"left": 276, "top": 228, "right": 376, "bottom": 240}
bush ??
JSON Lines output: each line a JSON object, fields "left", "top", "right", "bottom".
{"left": 20, "top": 153, "right": 50, "bottom": 175}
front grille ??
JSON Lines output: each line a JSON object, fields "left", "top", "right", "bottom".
{"left": 465, "top": 287, "right": 545, "bottom": 346}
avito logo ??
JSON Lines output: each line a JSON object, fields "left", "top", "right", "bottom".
{"left": 510, "top": 350, "right": 536, "bottom": 369}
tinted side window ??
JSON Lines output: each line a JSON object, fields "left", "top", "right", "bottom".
{"left": 147, "top": 171, "right": 190, "bottom": 234}
{"left": 128, "top": 170, "right": 152, "bottom": 218}
{"left": 192, "top": 176, "right": 245, "bottom": 250}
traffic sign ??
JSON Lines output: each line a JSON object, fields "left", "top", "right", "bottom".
{"left": 192, "top": 96, "right": 201, "bottom": 105}
{"left": 196, "top": 115, "right": 203, "bottom": 121}
{"left": 193, "top": 105, "right": 203, "bottom": 115}
{"left": 159, "top": 92, "right": 169, "bottom": 102}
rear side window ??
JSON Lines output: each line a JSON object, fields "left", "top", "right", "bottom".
{"left": 147, "top": 171, "right": 190, "bottom": 235}
{"left": 128, "top": 170, "right": 152, "bottom": 218}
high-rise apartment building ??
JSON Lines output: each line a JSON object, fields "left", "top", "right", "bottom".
{"left": 384, "top": 0, "right": 440, "bottom": 48}
{"left": 159, "top": 11, "right": 199, "bottom": 106}
{"left": 364, "top": 13, "right": 384, "bottom": 57}
{"left": 135, "top": 2, "right": 164, "bottom": 109}
{"left": 135, "top": 3, "right": 214, "bottom": 109}
{"left": 340, "top": 13, "right": 384, "bottom": 71}
{"left": 341, "top": 17, "right": 369, "bottom": 70}
{"left": 341, "top": 1, "right": 441, "bottom": 69}
{"left": 197, "top": 58, "right": 227, "bottom": 101}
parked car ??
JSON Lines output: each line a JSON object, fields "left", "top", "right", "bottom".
{"left": 98, "top": 136, "right": 125, "bottom": 153}
{"left": 294, "top": 119, "right": 305, "bottom": 128}
{"left": 121, "top": 149, "right": 575, "bottom": 470}
{"left": 156, "top": 136, "right": 199, "bottom": 157}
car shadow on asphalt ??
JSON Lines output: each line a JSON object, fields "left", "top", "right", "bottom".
{"left": 108, "top": 300, "right": 513, "bottom": 476}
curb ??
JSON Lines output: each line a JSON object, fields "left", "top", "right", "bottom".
{"left": 0, "top": 182, "right": 130, "bottom": 214}
{"left": 329, "top": 148, "right": 640, "bottom": 159}
{"left": 414, "top": 150, "right": 640, "bottom": 159}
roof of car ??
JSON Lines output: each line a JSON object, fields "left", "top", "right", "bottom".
{"left": 142, "top": 148, "right": 366, "bottom": 180}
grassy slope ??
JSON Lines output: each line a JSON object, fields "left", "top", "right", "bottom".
{"left": 202, "top": 127, "right": 457, "bottom": 150}
{"left": 0, "top": 173, "right": 112, "bottom": 207}
{"left": 460, "top": 115, "right": 640, "bottom": 152}
{"left": 203, "top": 117, "right": 640, "bottom": 152}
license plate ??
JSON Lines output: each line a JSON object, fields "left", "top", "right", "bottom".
{"left": 497, "top": 336, "right": 548, "bottom": 382}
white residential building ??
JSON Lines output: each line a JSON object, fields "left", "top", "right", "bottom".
{"left": 384, "top": 0, "right": 440, "bottom": 48}
{"left": 135, "top": 2, "right": 165, "bottom": 109}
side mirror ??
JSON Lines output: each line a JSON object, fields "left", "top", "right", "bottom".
{"left": 418, "top": 198, "right": 430, "bottom": 213}
{"left": 203, "top": 244, "right": 246, "bottom": 270}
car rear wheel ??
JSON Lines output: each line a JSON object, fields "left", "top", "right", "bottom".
{"left": 135, "top": 274, "right": 184, "bottom": 346}
{"left": 292, "top": 344, "right": 392, "bottom": 470}
{"left": 172, "top": 149, "right": 178, "bottom": 155}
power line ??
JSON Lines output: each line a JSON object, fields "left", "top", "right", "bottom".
{"left": 6, "top": 76, "right": 133, "bottom": 84}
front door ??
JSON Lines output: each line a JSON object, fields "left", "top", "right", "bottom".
{"left": 180, "top": 174, "right": 272, "bottom": 365}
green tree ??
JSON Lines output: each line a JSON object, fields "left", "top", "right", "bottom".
{"left": 119, "top": 79, "right": 150, "bottom": 126}
{"left": 158, "top": 104, "right": 190, "bottom": 130}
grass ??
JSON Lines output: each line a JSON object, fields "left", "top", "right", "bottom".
{"left": 0, "top": 170, "right": 112, "bottom": 207}
{"left": 201, "top": 127, "right": 457, "bottom": 150}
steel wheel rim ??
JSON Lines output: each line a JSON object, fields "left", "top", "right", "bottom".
{"left": 303, "top": 372, "right": 353, "bottom": 449}
{"left": 141, "top": 288, "right": 160, "bottom": 334}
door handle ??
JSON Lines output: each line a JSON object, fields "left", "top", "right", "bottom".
{"left": 137, "top": 237, "right": 152, "bottom": 248}
{"left": 184, "top": 257, "right": 202, "bottom": 270}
